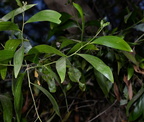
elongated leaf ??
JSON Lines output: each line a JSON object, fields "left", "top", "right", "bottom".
{"left": 5, "top": 39, "right": 22, "bottom": 51}
{"left": 94, "top": 70, "right": 112, "bottom": 96}
{"left": 78, "top": 54, "right": 114, "bottom": 82}
{"left": 92, "top": 36, "right": 133, "bottom": 52}
{"left": 67, "top": 42, "right": 83, "bottom": 54}
{"left": 0, "top": 95, "right": 13, "bottom": 122}
{"left": 123, "top": 51, "right": 138, "bottom": 65}
{"left": 1, "top": 4, "right": 36, "bottom": 21}
{"left": 28, "top": 45, "right": 66, "bottom": 56}
{"left": 0, "top": 50, "right": 14, "bottom": 61}
{"left": 15, "top": 0, "right": 22, "bottom": 6}
{"left": 0, "top": 61, "right": 8, "bottom": 80}
{"left": 56, "top": 57, "right": 66, "bottom": 83}
{"left": 129, "top": 94, "right": 144, "bottom": 121}
{"left": 14, "top": 46, "right": 24, "bottom": 78}
{"left": 73, "top": 2, "right": 84, "bottom": 20}
{"left": 26, "top": 10, "right": 61, "bottom": 24}
{"left": 31, "top": 83, "right": 60, "bottom": 117}
{"left": 12, "top": 73, "right": 25, "bottom": 122}
{"left": 0, "top": 21, "right": 19, "bottom": 31}
{"left": 126, "top": 87, "right": 144, "bottom": 116}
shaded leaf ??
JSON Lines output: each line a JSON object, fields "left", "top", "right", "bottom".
{"left": 78, "top": 54, "right": 114, "bottom": 82}
{"left": 0, "top": 50, "right": 14, "bottom": 61}
{"left": 73, "top": 2, "right": 84, "bottom": 20}
{"left": 12, "top": 73, "right": 25, "bottom": 121}
{"left": 126, "top": 87, "right": 144, "bottom": 116}
{"left": 0, "top": 21, "right": 19, "bottom": 31}
{"left": 0, "top": 95, "right": 13, "bottom": 122}
{"left": 31, "top": 83, "right": 60, "bottom": 117}
{"left": 56, "top": 57, "right": 66, "bottom": 83}
{"left": 94, "top": 70, "right": 112, "bottom": 96}
{"left": 123, "top": 51, "right": 138, "bottom": 65}
{"left": 28, "top": 45, "right": 66, "bottom": 57}
{"left": 127, "top": 65, "right": 134, "bottom": 80}
{"left": 129, "top": 94, "right": 144, "bottom": 121}
{"left": 92, "top": 36, "right": 133, "bottom": 52}
{"left": 68, "top": 66, "right": 81, "bottom": 82}
{"left": 1, "top": 4, "right": 36, "bottom": 21}
{"left": 14, "top": 46, "right": 24, "bottom": 78}
{"left": 26, "top": 10, "right": 61, "bottom": 24}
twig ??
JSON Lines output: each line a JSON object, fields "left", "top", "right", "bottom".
{"left": 88, "top": 100, "right": 117, "bottom": 122}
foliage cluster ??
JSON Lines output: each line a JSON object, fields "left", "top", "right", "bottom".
{"left": 0, "top": 0, "right": 144, "bottom": 121}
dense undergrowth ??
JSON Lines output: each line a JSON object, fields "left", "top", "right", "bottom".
{"left": 0, "top": 0, "right": 144, "bottom": 122}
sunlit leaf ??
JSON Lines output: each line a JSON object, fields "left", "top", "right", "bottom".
{"left": 0, "top": 95, "right": 13, "bottom": 122}
{"left": 92, "top": 36, "right": 133, "bottom": 52}
{"left": 14, "top": 46, "right": 24, "bottom": 78}
{"left": 26, "top": 10, "right": 61, "bottom": 24}
{"left": 0, "top": 21, "right": 19, "bottom": 31}
{"left": 28, "top": 45, "right": 66, "bottom": 57}
{"left": 78, "top": 54, "right": 114, "bottom": 82}
{"left": 1, "top": 4, "right": 36, "bottom": 21}
{"left": 56, "top": 57, "right": 66, "bottom": 83}
{"left": 31, "top": 83, "right": 60, "bottom": 117}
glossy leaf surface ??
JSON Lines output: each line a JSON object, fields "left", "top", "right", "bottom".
{"left": 92, "top": 36, "right": 133, "bottom": 52}
{"left": 78, "top": 54, "right": 114, "bottom": 82}
{"left": 0, "top": 21, "right": 19, "bottom": 31}
{"left": 26, "top": 10, "right": 61, "bottom": 24}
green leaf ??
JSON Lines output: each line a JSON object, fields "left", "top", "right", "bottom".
{"left": 127, "top": 65, "right": 134, "bottom": 80}
{"left": 0, "top": 50, "right": 14, "bottom": 61}
{"left": 92, "top": 36, "right": 133, "bottom": 52}
{"left": 31, "top": 83, "right": 60, "bottom": 117}
{"left": 124, "top": 12, "right": 132, "bottom": 23}
{"left": 15, "top": 0, "right": 22, "bottom": 7}
{"left": 67, "top": 42, "right": 83, "bottom": 54}
{"left": 0, "top": 61, "right": 8, "bottom": 80}
{"left": 78, "top": 54, "right": 114, "bottom": 82}
{"left": 126, "top": 87, "right": 144, "bottom": 116}
{"left": 56, "top": 57, "right": 66, "bottom": 83}
{"left": 68, "top": 66, "right": 81, "bottom": 82}
{"left": 1, "top": 4, "right": 36, "bottom": 21}
{"left": 0, "top": 21, "right": 19, "bottom": 31}
{"left": 123, "top": 51, "right": 138, "bottom": 65}
{"left": 129, "top": 94, "right": 144, "bottom": 121}
{"left": 26, "top": 10, "right": 61, "bottom": 24}
{"left": 94, "top": 70, "right": 112, "bottom": 96}
{"left": 12, "top": 73, "right": 25, "bottom": 122}
{"left": 59, "top": 37, "right": 76, "bottom": 49}
{"left": 14, "top": 46, "right": 24, "bottom": 78}
{"left": 73, "top": 2, "right": 84, "bottom": 20}
{"left": 0, "top": 95, "right": 13, "bottom": 122}
{"left": 28, "top": 45, "right": 66, "bottom": 57}
{"left": 5, "top": 39, "right": 22, "bottom": 51}
{"left": 41, "top": 67, "right": 57, "bottom": 93}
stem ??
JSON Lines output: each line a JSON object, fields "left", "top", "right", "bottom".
{"left": 26, "top": 64, "right": 42, "bottom": 122}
